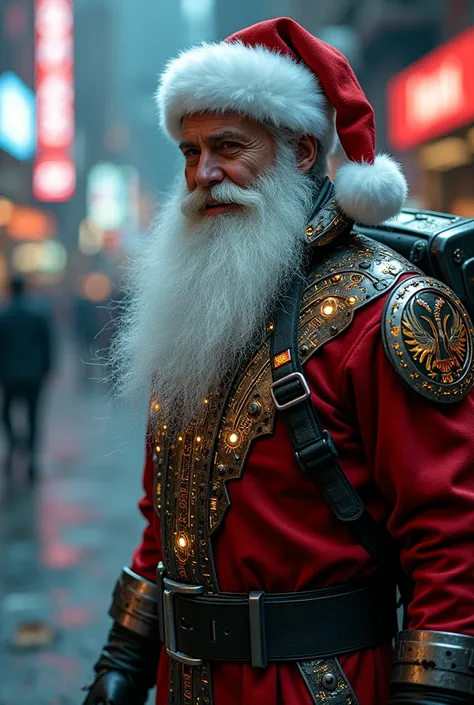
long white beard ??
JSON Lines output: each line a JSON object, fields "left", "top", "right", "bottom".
{"left": 110, "top": 143, "right": 315, "bottom": 425}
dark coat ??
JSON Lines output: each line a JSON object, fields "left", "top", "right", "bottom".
{"left": 0, "top": 298, "right": 52, "bottom": 386}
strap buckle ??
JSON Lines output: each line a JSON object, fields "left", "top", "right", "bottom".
{"left": 157, "top": 563, "right": 205, "bottom": 666}
{"left": 270, "top": 372, "right": 311, "bottom": 411}
{"left": 295, "top": 430, "right": 339, "bottom": 473}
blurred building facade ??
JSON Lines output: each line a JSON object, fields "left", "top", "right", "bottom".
{"left": 387, "top": 1, "right": 474, "bottom": 215}
{"left": 0, "top": 0, "right": 70, "bottom": 300}
{"left": 0, "top": 0, "right": 35, "bottom": 203}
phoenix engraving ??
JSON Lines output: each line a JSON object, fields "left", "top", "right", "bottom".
{"left": 402, "top": 295, "right": 467, "bottom": 383}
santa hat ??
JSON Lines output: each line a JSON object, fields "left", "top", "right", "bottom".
{"left": 156, "top": 17, "right": 407, "bottom": 226}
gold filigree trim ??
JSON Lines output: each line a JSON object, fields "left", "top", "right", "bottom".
{"left": 210, "top": 342, "right": 275, "bottom": 535}
{"left": 305, "top": 198, "right": 353, "bottom": 247}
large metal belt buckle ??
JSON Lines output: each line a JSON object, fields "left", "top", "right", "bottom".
{"left": 270, "top": 372, "right": 311, "bottom": 411}
{"left": 157, "top": 563, "right": 205, "bottom": 666}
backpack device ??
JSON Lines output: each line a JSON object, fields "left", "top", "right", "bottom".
{"left": 355, "top": 208, "right": 474, "bottom": 320}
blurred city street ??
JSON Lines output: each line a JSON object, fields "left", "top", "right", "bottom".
{"left": 0, "top": 340, "right": 148, "bottom": 705}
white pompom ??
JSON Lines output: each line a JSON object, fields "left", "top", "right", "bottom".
{"left": 334, "top": 153, "right": 408, "bottom": 226}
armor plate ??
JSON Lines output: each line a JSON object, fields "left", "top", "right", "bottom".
{"left": 382, "top": 276, "right": 474, "bottom": 403}
{"left": 109, "top": 567, "right": 159, "bottom": 639}
{"left": 391, "top": 630, "right": 474, "bottom": 698}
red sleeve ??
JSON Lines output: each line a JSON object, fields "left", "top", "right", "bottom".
{"left": 130, "top": 425, "right": 163, "bottom": 583}
{"left": 340, "top": 297, "right": 474, "bottom": 636}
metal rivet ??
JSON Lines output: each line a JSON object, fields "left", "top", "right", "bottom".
{"left": 454, "top": 248, "right": 466, "bottom": 264}
{"left": 358, "top": 261, "right": 371, "bottom": 269}
{"left": 300, "top": 344, "right": 309, "bottom": 355}
{"left": 179, "top": 617, "right": 193, "bottom": 631}
{"left": 321, "top": 673, "right": 338, "bottom": 691}
{"left": 330, "top": 325, "right": 338, "bottom": 334}
{"left": 410, "top": 239, "right": 426, "bottom": 263}
{"left": 217, "top": 464, "right": 226, "bottom": 474}
{"left": 247, "top": 402, "right": 261, "bottom": 417}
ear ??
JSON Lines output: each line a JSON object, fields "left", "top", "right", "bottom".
{"left": 297, "top": 135, "right": 318, "bottom": 173}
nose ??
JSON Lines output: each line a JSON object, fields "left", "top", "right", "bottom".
{"left": 194, "top": 153, "right": 225, "bottom": 189}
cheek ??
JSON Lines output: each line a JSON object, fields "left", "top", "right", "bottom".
{"left": 184, "top": 167, "right": 196, "bottom": 190}
{"left": 233, "top": 146, "right": 275, "bottom": 184}
{"left": 225, "top": 160, "right": 261, "bottom": 188}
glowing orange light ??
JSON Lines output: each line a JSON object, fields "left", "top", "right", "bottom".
{"left": 80, "top": 272, "right": 112, "bottom": 302}
{"left": 227, "top": 432, "right": 240, "bottom": 447}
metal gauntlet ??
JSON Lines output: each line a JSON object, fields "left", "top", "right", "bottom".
{"left": 82, "top": 568, "right": 161, "bottom": 705}
{"left": 109, "top": 566, "right": 159, "bottom": 638}
{"left": 389, "top": 630, "right": 474, "bottom": 704}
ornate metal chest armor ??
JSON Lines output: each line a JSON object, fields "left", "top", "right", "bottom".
{"left": 151, "top": 232, "right": 418, "bottom": 705}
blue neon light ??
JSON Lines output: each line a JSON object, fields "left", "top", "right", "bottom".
{"left": 0, "top": 71, "right": 36, "bottom": 161}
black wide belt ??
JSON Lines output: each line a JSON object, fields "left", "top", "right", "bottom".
{"left": 157, "top": 570, "right": 396, "bottom": 668}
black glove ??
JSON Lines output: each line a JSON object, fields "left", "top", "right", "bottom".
{"left": 83, "top": 670, "right": 149, "bottom": 705}
{"left": 82, "top": 622, "right": 159, "bottom": 705}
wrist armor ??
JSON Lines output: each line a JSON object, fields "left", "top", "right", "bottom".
{"left": 82, "top": 568, "right": 161, "bottom": 704}
{"left": 389, "top": 630, "right": 474, "bottom": 704}
{"left": 109, "top": 566, "right": 159, "bottom": 638}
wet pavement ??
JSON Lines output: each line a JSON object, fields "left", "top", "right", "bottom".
{"left": 0, "top": 342, "right": 149, "bottom": 704}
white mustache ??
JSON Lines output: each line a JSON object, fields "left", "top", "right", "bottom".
{"left": 181, "top": 180, "right": 264, "bottom": 218}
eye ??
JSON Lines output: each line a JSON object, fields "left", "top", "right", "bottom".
{"left": 221, "top": 141, "right": 240, "bottom": 150}
{"left": 183, "top": 148, "right": 200, "bottom": 158}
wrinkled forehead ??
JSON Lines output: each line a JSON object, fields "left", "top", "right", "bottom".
{"left": 180, "top": 111, "right": 275, "bottom": 143}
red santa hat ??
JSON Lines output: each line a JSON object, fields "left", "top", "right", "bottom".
{"left": 156, "top": 17, "right": 407, "bottom": 226}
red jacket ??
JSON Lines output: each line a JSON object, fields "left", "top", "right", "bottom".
{"left": 131, "top": 290, "right": 474, "bottom": 705}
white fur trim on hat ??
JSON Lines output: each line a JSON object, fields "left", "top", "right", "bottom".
{"left": 156, "top": 41, "right": 336, "bottom": 152}
{"left": 334, "top": 154, "right": 408, "bottom": 226}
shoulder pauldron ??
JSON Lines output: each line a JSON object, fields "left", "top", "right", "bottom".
{"left": 382, "top": 275, "right": 474, "bottom": 403}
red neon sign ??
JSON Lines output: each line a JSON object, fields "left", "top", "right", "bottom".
{"left": 34, "top": 0, "right": 75, "bottom": 201}
{"left": 387, "top": 26, "right": 474, "bottom": 151}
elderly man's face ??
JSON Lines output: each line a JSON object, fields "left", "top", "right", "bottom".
{"left": 179, "top": 112, "right": 276, "bottom": 216}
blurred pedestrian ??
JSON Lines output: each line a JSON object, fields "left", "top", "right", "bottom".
{"left": 0, "top": 275, "right": 53, "bottom": 481}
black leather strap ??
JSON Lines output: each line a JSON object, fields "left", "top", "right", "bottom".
{"left": 270, "top": 269, "right": 413, "bottom": 610}
{"left": 168, "top": 579, "right": 395, "bottom": 664}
